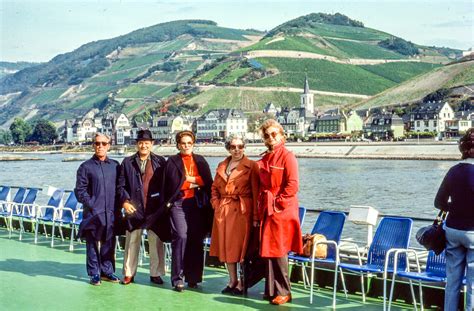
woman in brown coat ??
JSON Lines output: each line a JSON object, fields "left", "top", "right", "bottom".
{"left": 210, "top": 134, "right": 259, "bottom": 295}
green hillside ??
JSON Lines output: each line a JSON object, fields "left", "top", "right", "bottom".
{"left": 186, "top": 87, "right": 360, "bottom": 112}
{"left": 246, "top": 58, "right": 396, "bottom": 95}
{"left": 353, "top": 60, "right": 474, "bottom": 109}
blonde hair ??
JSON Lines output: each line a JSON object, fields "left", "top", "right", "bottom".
{"left": 259, "top": 119, "right": 286, "bottom": 142}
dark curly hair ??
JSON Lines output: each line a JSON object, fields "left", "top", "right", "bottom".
{"left": 459, "top": 127, "right": 474, "bottom": 159}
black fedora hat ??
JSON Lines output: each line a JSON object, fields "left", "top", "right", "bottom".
{"left": 136, "top": 129, "right": 154, "bottom": 142}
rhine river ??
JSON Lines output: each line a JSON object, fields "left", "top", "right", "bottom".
{"left": 0, "top": 153, "right": 457, "bottom": 245}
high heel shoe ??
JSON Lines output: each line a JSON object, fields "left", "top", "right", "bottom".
{"left": 221, "top": 282, "right": 237, "bottom": 294}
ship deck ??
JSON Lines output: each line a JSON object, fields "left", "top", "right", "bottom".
{"left": 0, "top": 228, "right": 429, "bottom": 310}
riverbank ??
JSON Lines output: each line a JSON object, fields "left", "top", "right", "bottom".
{"left": 0, "top": 141, "right": 461, "bottom": 160}
{"left": 155, "top": 142, "right": 461, "bottom": 160}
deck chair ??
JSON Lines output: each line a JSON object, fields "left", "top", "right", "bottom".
{"left": 288, "top": 211, "right": 347, "bottom": 305}
{"left": 389, "top": 250, "right": 446, "bottom": 311}
{"left": 0, "top": 186, "right": 12, "bottom": 220}
{"left": 51, "top": 192, "right": 79, "bottom": 250}
{"left": 16, "top": 188, "right": 39, "bottom": 240}
{"left": 34, "top": 189, "right": 64, "bottom": 244}
{"left": 336, "top": 216, "right": 413, "bottom": 311}
{"left": 299, "top": 206, "right": 307, "bottom": 227}
{"left": 1, "top": 187, "right": 26, "bottom": 235}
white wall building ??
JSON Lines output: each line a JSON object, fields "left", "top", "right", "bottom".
{"left": 196, "top": 109, "right": 247, "bottom": 141}
{"left": 410, "top": 101, "right": 454, "bottom": 133}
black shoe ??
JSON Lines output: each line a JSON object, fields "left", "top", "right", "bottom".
{"left": 188, "top": 282, "right": 198, "bottom": 289}
{"left": 90, "top": 274, "right": 101, "bottom": 286}
{"left": 101, "top": 273, "right": 120, "bottom": 283}
{"left": 150, "top": 276, "right": 164, "bottom": 285}
{"left": 221, "top": 286, "right": 234, "bottom": 294}
{"left": 174, "top": 284, "right": 185, "bottom": 292}
{"left": 232, "top": 287, "right": 244, "bottom": 296}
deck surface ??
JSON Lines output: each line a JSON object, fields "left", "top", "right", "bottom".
{"left": 0, "top": 228, "right": 426, "bottom": 310}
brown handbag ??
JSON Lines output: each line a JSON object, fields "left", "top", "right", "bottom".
{"left": 302, "top": 233, "right": 328, "bottom": 259}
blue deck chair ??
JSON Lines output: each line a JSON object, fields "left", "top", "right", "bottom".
{"left": 336, "top": 216, "right": 413, "bottom": 311}
{"left": 0, "top": 186, "right": 12, "bottom": 216}
{"left": 1, "top": 187, "right": 26, "bottom": 233}
{"left": 34, "top": 189, "right": 64, "bottom": 244}
{"left": 288, "top": 211, "right": 347, "bottom": 305}
{"left": 389, "top": 250, "right": 446, "bottom": 311}
{"left": 15, "top": 188, "right": 39, "bottom": 240}
{"left": 299, "top": 206, "right": 307, "bottom": 227}
{"left": 51, "top": 192, "right": 79, "bottom": 250}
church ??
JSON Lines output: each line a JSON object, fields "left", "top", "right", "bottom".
{"left": 274, "top": 76, "right": 315, "bottom": 137}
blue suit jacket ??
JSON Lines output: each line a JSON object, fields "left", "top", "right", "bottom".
{"left": 75, "top": 155, "right": 120, "bottom": 240}
{"left": 435, "top": 162, "right": 474, "bottom": 230}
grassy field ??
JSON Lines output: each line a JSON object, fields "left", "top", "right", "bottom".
{"left": 191, "top": 23, "right": 255, "bottom": 41}
{"left": 325, "top": 39, "right": 405, "bottom": 59}
{"left": 305, "top": 23, "right": 391, "bottom": 41}
{"left": 241, "top": 36, "right": 339, "bottom": 57}
{"left": 28, "top": 88, "right": 68, "bottom": 105}
{"left": 80, "top": 84, "right": 118, "bottom": 96}
{"left": 186, "top": 87, "right": 360, "bottom": 112}
{"left": 117, "top": 84, "right": 163, "bottom": 98}
{"left": 353, "top": 61, "right": 474, "bottom": 109}
{"left": 153, "top": 85, "right": 175, "bottom": 99}
{"left": 197, "top": 62, "right": 233, "bottom": 82}
{"left": 105, "top": 53, "right": 168, "bottom": 73}
{"left": 88, "top": 67, "right": 147, "bottom": 83}
{"left": 217, "top": 68, "right": 251, "bottom": 84}
{"left": 247, "top": 58, "right": 395, "bottom": 95}
{"left": 360, "top": 62, "right": 442, "bottom": 83}
{"left": 65, "top": 93, "right": 109, "bottom": 110}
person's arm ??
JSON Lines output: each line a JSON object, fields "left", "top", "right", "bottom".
{"left": 74, "top": 164, "right": 92, "bottom": 209}
{"left": 275, "top": 152, "right": 299, "bottom": 210}
{"left": 434, "top": 170, "right": 452, "bottom": 211}
{"left": 210, "top": 172, "right": 220, "bottom": 209}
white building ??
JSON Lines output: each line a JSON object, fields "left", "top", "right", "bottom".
{"left": 410, "top": 101, "right": 454, "bottom": 133}
{"left": 195, "top": 109, "right": 247, "bottom": 141}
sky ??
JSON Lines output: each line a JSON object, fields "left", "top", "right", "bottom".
{"left": 1, "top": 0, "right": 473, "bottom": 62}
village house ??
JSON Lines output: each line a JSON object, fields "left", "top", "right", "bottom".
{"left": 364, "top": 113, "right": 404, "bottom": 140}
{"left": 410, "top": 101, "right": 454, "bottom": 133}
{"left": 195, "top": 108, "right": 247, "bottom": 141}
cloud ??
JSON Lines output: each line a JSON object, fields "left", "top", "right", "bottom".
{"left": 432, "top": 19, "right": 472, "bottom": 28}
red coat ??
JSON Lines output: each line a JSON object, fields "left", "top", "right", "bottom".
{"left": 257, "top": 143, "right": 303, "bottom": 258}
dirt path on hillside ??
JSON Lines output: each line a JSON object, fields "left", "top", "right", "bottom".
{"left": 198, "top": 85, "right": 370, "bottom": 99}
{"left": 246, "top": 50, "right": 421, "bottom": 65}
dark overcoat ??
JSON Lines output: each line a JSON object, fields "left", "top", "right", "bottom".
{"left": 75, "top": 156, "right": 120, "bottom": 241}
{"left": 162, "top": 153, "right": 213, "bottom": 234}
{"left": 117, "top": 152, "right": 166, "bottom": 235}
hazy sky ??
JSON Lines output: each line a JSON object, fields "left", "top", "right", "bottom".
{"left": 1, "top": 0, "right": 473, "bottom": 62}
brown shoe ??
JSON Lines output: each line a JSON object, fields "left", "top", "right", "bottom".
{"left": 270, "top": 294, "right": 292, "bottom": 305}
{"left": 121, "top": 276, "right": 134, "bottom": 285}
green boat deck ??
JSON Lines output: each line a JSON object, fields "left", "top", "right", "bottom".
{"left": 0, "top": 228, "right": 429, "bottom": 310}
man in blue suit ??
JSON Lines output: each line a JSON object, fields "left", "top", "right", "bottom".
{"left": 75, "top": 133, "right": 120, "bottom": 285}
{"left": 117, "top": 129, "right": 167, "bottom": 285}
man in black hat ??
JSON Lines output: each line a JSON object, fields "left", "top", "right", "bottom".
{"left": 117, "top": 129, "right": 167, "bottom": 285}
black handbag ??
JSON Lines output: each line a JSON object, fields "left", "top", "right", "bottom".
{"left": 416, "top": 210, "right": 447, "bottom": 255}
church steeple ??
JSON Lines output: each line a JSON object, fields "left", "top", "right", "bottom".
{"left": 300, "top": 75, "right": 314, "bottom": 114}
{"left": 304, "top": 75, "right": 310, "bottom": 94}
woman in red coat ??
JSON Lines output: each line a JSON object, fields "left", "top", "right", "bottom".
{"left": 256, "top": 119, "right": 303, "bottom": 305}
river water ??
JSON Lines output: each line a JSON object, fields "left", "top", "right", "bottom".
{"left": 0, "top": 153, "right": 458, "bottom": 246}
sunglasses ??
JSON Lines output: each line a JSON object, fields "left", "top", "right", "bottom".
{"left": 94, "top": 141, "right": 109, "bottom": 147}
{"left": 263, "top": 131, "right": 279, "bottom": 140}
{"left": 230, "top": 144, "right": 245, "bottom": 150}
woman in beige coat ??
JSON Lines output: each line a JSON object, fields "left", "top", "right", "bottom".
{"left": 210, "top": 134, "right": 259, "bottom": 295}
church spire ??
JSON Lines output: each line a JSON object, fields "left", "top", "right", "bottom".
{"left": 304, "top": 75, "right": 310, "bottom": 94}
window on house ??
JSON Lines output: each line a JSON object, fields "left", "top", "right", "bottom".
{"left": 424, "top": 121, "right": 429, "bottom": 127}
{"left": 417, "top": 121, "right": 420, "bottom": 127}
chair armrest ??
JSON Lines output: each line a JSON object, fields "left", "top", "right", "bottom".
{"left": 36, "top": 205, "right": 59, "bottom": 219}
{"left": 338, "top": 241, "right": 363, "bottom": 265}
{"left": 383, "top": 248, "right": 421, "bottom": 278}
{"left": 73, "top": 209, "right": 83, "bottom": 222}
{"left": 312, "top": 240, "right": 340, "bottom": 261}
{"left": 20, "top": 203, "right": 37, "bottom": 217}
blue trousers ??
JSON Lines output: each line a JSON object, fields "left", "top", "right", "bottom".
{"left": 86, "top": 235, "right": 115, "bottom": 276}
{"left": 170, "top": 198, "right": 205, "bottom": 286}
{"left": 445, "top": 226, "right": 474, "bottom": 311}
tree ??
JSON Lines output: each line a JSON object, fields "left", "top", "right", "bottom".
{"left": 0, "top": 129, "right": 13, "bottom": 145}
{"left": 29, "top": 119, "right": 58, "bottom": 144}
{"left": 9, "top": 118, "right": 32, "bottom": 144}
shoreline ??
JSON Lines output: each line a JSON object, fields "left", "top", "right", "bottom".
{"left": 0, "top": 142, "right": 462, "bottom": 161}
